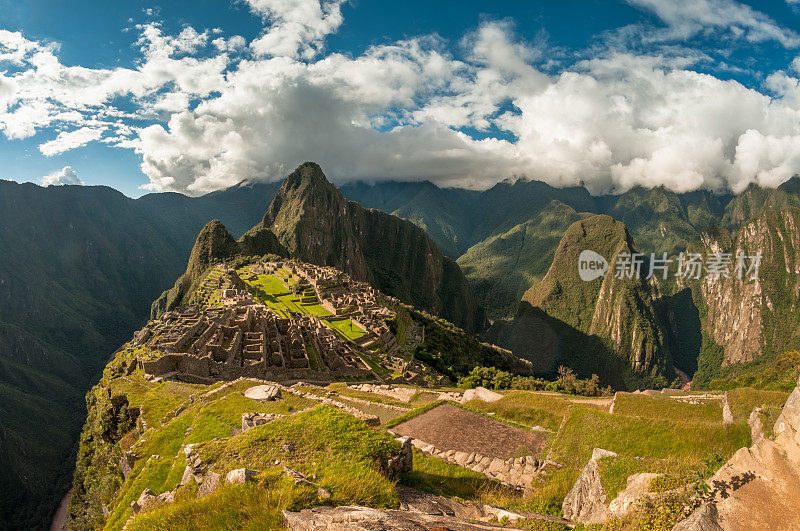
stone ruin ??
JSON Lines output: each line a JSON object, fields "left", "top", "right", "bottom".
{"left": 135, "top": 300, "right": 371, "bottom": 384}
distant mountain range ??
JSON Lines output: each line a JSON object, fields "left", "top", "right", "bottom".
{"left": 4, "top": 167, "right": 800, "bottom": 527}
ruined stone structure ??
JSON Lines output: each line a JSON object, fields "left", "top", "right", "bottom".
{"left": 136, "top": 296, "right": 372, "bottom": 384}
{"left": 130, "top": 260, "right": 410, "bottom": 384}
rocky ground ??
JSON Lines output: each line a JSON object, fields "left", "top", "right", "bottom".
{"left": 65, "top": 346, "right": 800, "bottom": 531}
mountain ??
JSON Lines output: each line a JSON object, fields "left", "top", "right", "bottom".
{"left": 701, "top": 207, "right": 800, "bottom": 365}
{"left": 0, "top": 182, "right": 188, "bottom": 528}
{"left": 457, "top": 201, "right": 590, "bottom": 319}
{"left": 486, "top": 215, "right": 673, "bottom": 389}
{"left": 156, "top": 163, "right": 486, "bottom": 333}
{"left": 0, "top": 180, "right": 282, "bottom": 528}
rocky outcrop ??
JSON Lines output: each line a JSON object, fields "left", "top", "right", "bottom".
{"left": 702, "top": 208, "right": 800, "bottom": 365}
{"left": 225, "top": 468, "right": 257, "bottom": 485}
{"left": 562, "top": 448, "right": 617, "bottom": 524}
{"left": 130, "top": 488, "right": 174, "bottom": 516}
{"left": 241, "top": 412, "right": 283, "bottom": 433}
{"left": 461, "top": 387, "right": 503, "bottom": 403}
{"left": 673, "top": 503, "right": 723, "bottom": 531}
{"left": 673, "top": 375, "right": 800, "bottom": 530}
{"left": 607, "top": 472, "right": 663, "bottom": 518}
{"left": 283, "top": 504, "right": 511, "bottom": 530}
{"left": 258, "top": 162, "right": 485, "bottom": 332}
{"left": 384, "top": 437, "right": 413, "bottom": 476}
{"left": 491, "top": 215, "right": 673, "bottom": 383}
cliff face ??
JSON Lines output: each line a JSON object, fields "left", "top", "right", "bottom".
{"left": 264, "top": 163, "right": 369, "bottom": 281}
{"left": 153, "top": 163, "right": 484, "bottom": 332}
{"left": 492, "top": 215, "right": 672, "bottom": 386}
{"left": 703, "top": 208, "right": 800, "bottom": 365}
{"left": 258, "top": 163, "right": 485, "bottom": 332}
{"left": 151, "top": 219, "right": 288, "bottom": 318}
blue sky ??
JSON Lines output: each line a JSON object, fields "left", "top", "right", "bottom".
{"left": 2, "top": 0, "right": 800, "bottom": 197}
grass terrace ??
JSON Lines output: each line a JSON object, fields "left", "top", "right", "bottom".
{"left": 237, "top": 267, "right": 368, "bottom": 345}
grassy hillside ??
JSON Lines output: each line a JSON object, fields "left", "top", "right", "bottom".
{"left": 70, "top": 341, "right": 760, "bottom": 530}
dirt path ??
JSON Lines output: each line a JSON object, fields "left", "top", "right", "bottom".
{"left": 50, "top": 490, "right": 71, "bottom": 530}
{"left": 392, "top": 403, "right": 547, "bottom": 459}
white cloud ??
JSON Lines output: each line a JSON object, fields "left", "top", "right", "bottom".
{"left": 627, "top": 0, "right": 800, "bottom": 48}
{"left": 40, "top": 166, "right": 84, "bottom": 186}
{"left": 39, "top": 126, "right": 106, "bottom": 156}
{"left": 5, "top": 4, "right": 800, "bottom": 196}
{"left": 246, "top": 0, "right": 345, "bottom": 59}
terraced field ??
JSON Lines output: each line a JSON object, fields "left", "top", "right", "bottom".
{"left": 236, "top": 266, "right": 367, "bottom": 343}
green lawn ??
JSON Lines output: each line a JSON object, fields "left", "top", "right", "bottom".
{"left": 549, "top": 405, "right": 750, "bottom": 470}
{"left": 463, "top": 391, "right": 570, "bottom": 432}
{"left": 611, "top": 393, "right": 724, "bottom": 423}
{"left": 324, "top": 318, "right": 366, "bottom": 341}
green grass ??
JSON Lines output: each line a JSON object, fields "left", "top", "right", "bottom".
{"left": 105, "top": 414, "right": 195, "bottom": 530}
{"left": 463, "top": 391, "right": 569, "bottom": 431}
{"left": 197, "top": 407, "right": 400, "bottom": 507}
{"left": 324, "top": 318, "right": 366, "bottom": 341}
{"left": 184, "top": 392, "right": 316, "bottom": 444}
{"left": 401, "top": 448, "right": 496, "bottom": 499}
{"left": 109, "top": 376, "right": 203, "bottom": 427}
{"left": 611, "top": 393, "right": 723, "bottom": 424}
{"left": 304, "top": 340, "right": 324, "bottom": 371}
{"left": 356, "top": 354, "right": 390, "bottom": 378}
{"left": 549, "top": 406, "right": 750, "bottom": 471}
{"left": 726, "top": 387, "right": 789, "bottom": 423}
{"left": 127, "top": 476, "right": 313, "bottom": 530}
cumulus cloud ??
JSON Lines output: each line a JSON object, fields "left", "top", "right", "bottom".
{"left": 40, "top": 166, "right": 84, "bottom": 186}
{"left": 246, "top": 0, "right": 345, "bottom": 59}
{"left": 39, "top": 126, "right": 106, "bottom": 156}
{"left": 4, "top": 1, "right": 800, "bottom": 195}
{"left": 627, "top": 0, "right": 800, "bottom": 48}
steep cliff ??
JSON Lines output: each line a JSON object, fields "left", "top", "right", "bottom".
{"left": 702, "top": 208, "right": 800, "bottom": 365}
{"left": 256, "top": 163, "right": 485, "bottom": 332}
{"left": 489, "top": 215, "right": 673, "bottom": 387}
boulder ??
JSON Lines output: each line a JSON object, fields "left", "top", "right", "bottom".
{"left": 242, "top": 412, "right": 283, "bottom": 432}
{"left": 385, "top": 436, "right": 413, "bottom": 475}
{"left": 748, "top": 407, "right": 764, "bottom": 444}
{"left": 608, "top": 473, "right": 663, "bottom": 517}
{"left": 244, "top": 384, "right": 282, "bottom": 402}
{"left": 225, "top": 468, "right": 258, "bottom": 485}
{"left": 282, "top": 505, "right": 509, "bottom": 530}
{"left": 461, "top": 387, "right": 503, "bottom": 403}
{"left": 562, "top": 448, "right": 618, "bottom": 524}
{"left": 722, "top": 393, "right": 734, "bottom": 425}
{"left": 119, "top": 451, "right": 137, "bottom": 480}
{"left": 198, "top": 471, "right": 222, "bottom": 498}
{"left": 672, "top": 503, "right": 722, "bottom": 531}
{"left": 131, "top": 488, "right": 156, "bottom": 515}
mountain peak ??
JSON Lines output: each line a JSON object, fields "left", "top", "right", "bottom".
{"left": 282, "top": 161, "right": 334, "bottom": 191}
